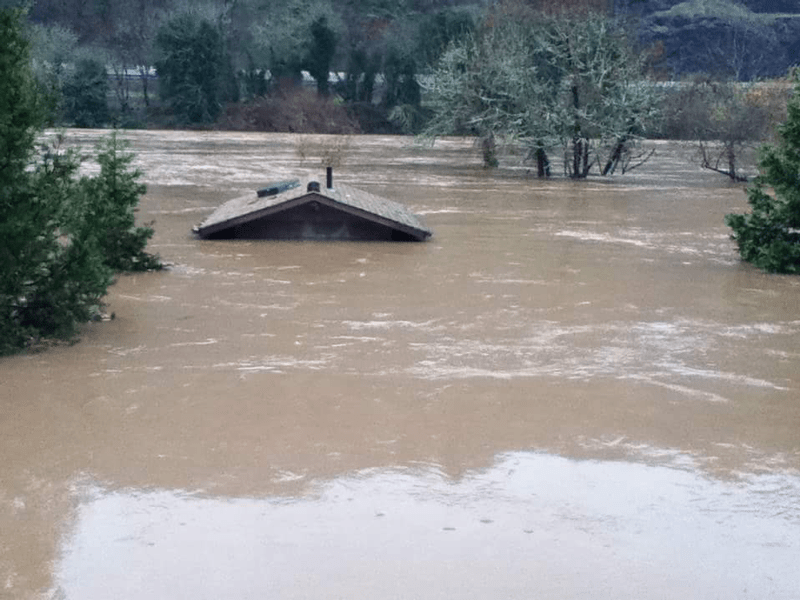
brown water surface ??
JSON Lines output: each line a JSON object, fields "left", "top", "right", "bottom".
{"left": 1, "top": 131, "right": 799, "bottom": 599}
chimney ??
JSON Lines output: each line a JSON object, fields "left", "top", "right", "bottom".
{"left": 326, "top": 166, "right": 333, "bottom": 189}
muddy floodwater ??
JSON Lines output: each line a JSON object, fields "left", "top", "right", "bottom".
{"left": 1, "top": 131, "right": 799, "bottom": 599}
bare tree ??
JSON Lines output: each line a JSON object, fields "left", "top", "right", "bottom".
{"left": 661, "top": 77, "right": 789, "bottom": 181}
{"left": 706, "top": 19, "right": 780, "bottom": 81}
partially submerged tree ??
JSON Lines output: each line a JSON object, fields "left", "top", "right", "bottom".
{"left": 694, "top": 81, "right": 764, "bottom": 182}
{"left": 725, "top": 73, "right": 800, "bottom": 274}
{"left": 660, "top": 77, "right": 787, "bottom": 182}
{"left": 539, "top": 11, "right": 657, "bottom": 177}
{"left": 424, "top": 5, "right": 658, "bottom": 177}
{"left": 1, "top": 8, "right": 110, "bottom": 351}
{"left": 1, "top": 7, "right": 160, "bottom": 355}
{"left": 424, "top": 15, "right": 554, "bottom": 173}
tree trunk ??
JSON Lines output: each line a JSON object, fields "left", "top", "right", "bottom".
{"left": 570, "top": 137, "right": 592, "bottom": 178}
{"left": 581, "top": 138, "right": 590, "bottom": 177}
{"left": 112, "top": 64, "right": 131, "bottom": 114}
{"left": 481, "top": 132, "right": 498, "bottom": 168}
{"left": 726, "top": 142, "right": 737, "bottom": 182}
{"left": 573, "top": 135, "right": 581, "bottom": 177}
{"left": 603, "top": 138, "right": 626, "bottom": 175}
{"left": 139, "top": 66, "right": 150, "bottom": 108}
{"left": 535, "top": 146, "right": 550, "bottom": 178}
{"left": 571, "top": 83, "right": 589, "bottom": 178}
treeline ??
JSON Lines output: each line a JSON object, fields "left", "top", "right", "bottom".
{"left": 14, "top": 0, "right": 798, "bottom": 134}
{"left": 21, "top": 0, "right": 493, "bottom": 131}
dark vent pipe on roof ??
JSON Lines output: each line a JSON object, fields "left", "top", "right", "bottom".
{"left": 326, "top": 167, "right": 333, "bottom": 189}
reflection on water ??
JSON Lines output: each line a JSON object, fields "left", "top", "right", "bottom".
{"left": 1, "top": 131, "right": 799, "bottom": 599}
{"left": 56, "top": 453, "right": 800, "bottom": 600}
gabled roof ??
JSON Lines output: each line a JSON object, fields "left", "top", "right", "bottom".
{"left": 194, "top": 179, "right": 432, "bottom": 242}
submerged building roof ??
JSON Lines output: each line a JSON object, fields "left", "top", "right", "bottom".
{"left": 194, "top": 178, "right": 432, "bottom": 242}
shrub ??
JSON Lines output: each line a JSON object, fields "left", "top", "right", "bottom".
{"left": 726, "top": 74, "right": 800, "bottom": 273}
{"left": 657, "top": 77, "right": 789, "bottom": 181}
{"left": 219, "top": 88, "right": 360, "bottom": 134}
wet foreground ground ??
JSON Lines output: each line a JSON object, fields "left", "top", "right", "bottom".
{"left": 1, "top": 131, "right": 799, "bottom": 599}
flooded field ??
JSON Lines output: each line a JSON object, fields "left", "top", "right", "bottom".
{"left": 1, "top": 130, "right": 799, "bottom": 599}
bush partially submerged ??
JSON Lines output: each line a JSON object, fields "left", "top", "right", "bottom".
{"left": 726, "top": 74, "right": 800, "bottom": 273}
{"left": 1, "top": 132, "right": 162, "bottom": 355}
{"left": 657, "top": 77, "right": 790, "bottom": 181}
{"left": 220, "top": 88, "right": 360, "bottom": 134}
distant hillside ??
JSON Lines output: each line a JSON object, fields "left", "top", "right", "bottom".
{"left": 631, "top": 0, "right": 800, "bottom": 79}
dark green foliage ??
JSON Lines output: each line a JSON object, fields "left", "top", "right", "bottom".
{"left": 304, "top": 16, "right": 337, "bottom": 96}
{"left": 155, "top": 14, "right": 232, "bottom": 125}
{"left": 382, "top": 48, "right": 420, "bottom": 109}
{"left": 342, "top": 47, "right": 380, "bottom": 103}
{"left": 61, "top": 58, "right": 110, "bottom": 127}
{"left": 1, "top": 8, "right": 161, "bottom": 355}
{"left": 1, "top": 132, "right": 161, "bottom": 355}
{"left": 0, "top": 8, "right": 47, "bottom": 187}
{"left": 416, "top": 8, "right": 475, "bottom": 68}
{"left": 84, "top": 133, "right": 162, "bottom": 272}
{"left": 726, "top": 76, "right": 800, "bottom": 274}
{"left": 382, "top": 45, "right": 425, "bottom": 133}
{"left": 0, "top": 7, "right": 62, "bottom": 353}
{"left": 1, "top": 135, "right": 114, "bottom": 354}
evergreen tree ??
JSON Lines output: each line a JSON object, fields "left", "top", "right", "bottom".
{"left": 1, "top": 7, "right": 160, "bottom": 355}
{"left": 304, "top": 16, "right": 337, "bottom": 96}
{"left": 155, "top": 13, "right": 229, "bottom": 125}
{"left": 0, "top": 8, "right": 47, "bottom": 188}
{"left": 62, "top": 58, "right": 110, "bottom": 127}
{"left": 725, "top": 73, "right": 800, "bottom": 274}
{"left": 415, "top": 8, "right": 476, "bottom": 68}
{"left": 0, "top": 7, "right": 68, "bottom": 352}
{"left": 14, "top": 145, "right": 114, "bottom": 342}
{"left": 85, "top": 133, "right": 161, "bottom": 272}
